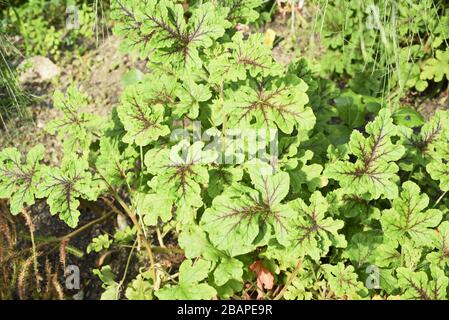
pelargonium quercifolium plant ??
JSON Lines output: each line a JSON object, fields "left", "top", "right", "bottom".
{"left": 314, "top": 0, "right": 449, "bottom": 97}
{"left": 1, "top": 0, "right": 449, "bottom": 300}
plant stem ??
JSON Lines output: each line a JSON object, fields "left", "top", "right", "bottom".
{"left": 274, "top": 259, "right": 302, "bottom": 300}
{"left": 98, "top": 173, "right": 156, "bottom": 282}
{"left": 4, "top": 209, "right": 183, "bottom": 268}
{"left": 117, "top": 244, "right": 183, "bottom": 255}
{"left": 21, "top": 209, "right": 39, "bottom": 290}
{"left": 434, "top": 191, "right": 448, "bottom": 208}
{"left": 117, "top": 239, "right": 137, "bottom": 299}
{"left": 156, "top": 226, "right": 165, "bottom": 248}
{"left": 2, "top": 211, "right": 114, "bottom": 265}
{"left": 62, "top": 211, "right": 115, "bottom": 241}
{"left": 104, "top": 192, "right": 157, "bottom": 285}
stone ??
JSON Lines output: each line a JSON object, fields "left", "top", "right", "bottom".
{"left": 18, "top": 56, "right": 61, "bottom": 84}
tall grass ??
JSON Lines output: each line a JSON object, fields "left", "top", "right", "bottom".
{"left": 0, "top": 34, "right": 29, "bottom": 133}
{"left": 93, "top": 0, "right": 110, "bottom": 46}
{"left": 0, "top": 0, "right": 112, "bottom": 132}
{"left": 299, "top": 0, "right": 448, "bottom": 106}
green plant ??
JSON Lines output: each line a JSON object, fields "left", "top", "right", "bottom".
{"left": 3, "top": 0, "right": 97, "bottom": 59}
{"left": 310, "top": 0, "right": 449, "bottom": 99}
{"left": 0, "top": 34, "right": 29, "bottom": 129}
{"left": 1, "top": 0, "right": 449, "bottom": 300}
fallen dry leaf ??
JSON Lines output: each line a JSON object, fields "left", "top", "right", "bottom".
{"left": 250, "top": 260, "right": 274, "bottom": 292}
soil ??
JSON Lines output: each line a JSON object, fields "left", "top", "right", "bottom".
{"left": 31, "top": 201, "right": 115, "bottom": 300}
{"left": 416, "top": 92, "right": 449, "bottom": 120}
{"left": 262, "top": 5, "right": 324, "bottom": 66}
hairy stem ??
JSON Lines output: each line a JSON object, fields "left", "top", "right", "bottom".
{"left": 21, "top": 209, "right": 40, "bottom": 291}
{"left": 274, "top": 259, "right": 302, "bottom": 300}
{"left": 103, "top": 192, "right": 157, "bottom": 285}
{"left": 118, "top": 239, "right": 137, "bottom": 299}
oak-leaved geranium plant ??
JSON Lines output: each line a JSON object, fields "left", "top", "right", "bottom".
{"left": 1, "top": 0, "right": 449, "bottom": 300}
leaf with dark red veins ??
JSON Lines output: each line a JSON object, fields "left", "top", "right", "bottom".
{"left": 117, "top": 84, "right": 170, "bottom": 147}
{"left": 289, "top": 191, "right": 346, "bottom": 261}
{"left": 0, "top": 145, "right": 45, "bottom": 214}
{"left": 397, "top": 266, "right": 448, "bottom": 300}
{"left": 145, "top": 141, "right": 215, "bottom": 215}
{"left": 381, "top": 181, "right": 442, "bottom": 246}
{"left": 113, "top": 1, "right": 230, "bottom": 71}
{"left": 427, "top": 221, "right": 449, "bottom": 268}
{"left": 325, "top": 109, "right": 405, "bottom": 200}
{"left": 38, "top": 158, "right": 99, "bottom": 228}
{"left": 224, "top": 78, "right": 314, "bottom": 134}
{"left": 201, "top": 165, "right": 294, "bottom": 257}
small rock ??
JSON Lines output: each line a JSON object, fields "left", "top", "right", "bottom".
{"left": 117, "top": 214, "right": 129, "bottom": 231}
{"left": 18, "top": 56, "right": 61, "bottom": 84}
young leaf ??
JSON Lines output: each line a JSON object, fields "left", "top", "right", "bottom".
{"left": 117, "top": 85, "right": 170, "bottom": 146}
{"left": 322, "top": 263, "right": 368, "bottom": 299}
{"left": 87, "top": 234, "right": 112, "bottom": 254}
{"left": 155, "top": 259, "right": 216, "bottom": 300}
{"left": 178, "top": 224, "right": 223, "bottom": 261}
{"left": 214, "top": 257, "right": 244, "bottom": 286}
{"left": 114, "top": 226, "right": 137, "bottom": 244}
{"left": 135, "top": 192, "right": 174, "bottom": 226}
{"left": 0, "top": 145, "right": 45, "bottom": 214}
{"left": 179, "top": 224, "right": 245, "bottom": 288}
{"left": 93, "top": 266, "right": 120, "bottom": 300}
{"left": 215, "top": 279, "right": 244, "bottom": 299}
{"left": 420, "top": 50, "right": 449, "bottom": 84}
{"left": 125, "top": 274, "right": 153, "bottom": 300}
{"left": 46, "top": 85, "right": 100, "bottom": 155}
{"left": 285, "top": 282, "right": 314, "bottom": 300}
{"left": 38, "top": 158, "right": 99, "bottom": 228}
{"left": 289, "top": 149, "right": 324, "bottom": 193}
{"left": 174, "top": 78, "right": 211, "bottom": 119}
